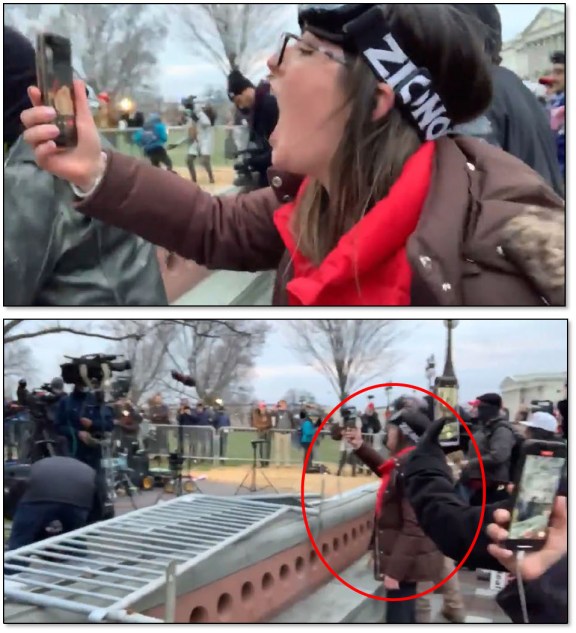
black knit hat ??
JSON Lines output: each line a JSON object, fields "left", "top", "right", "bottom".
{"left": 4, "top": 26, "right": 36, "bottom": 147}
{"left": 227, "top": 69, "right": 254, "bottom": 100}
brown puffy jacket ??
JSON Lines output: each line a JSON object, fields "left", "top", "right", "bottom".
{"left": 76, "top": 136, "right": 565, "bottom": 306}
{"left": 355, "top": 443, "right": 444, "bottom": 583}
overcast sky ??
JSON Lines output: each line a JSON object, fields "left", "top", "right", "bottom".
{"left": 159, "top": 3, "right": 565, "bottom": 100}
{"left": 9, "top": 320, "right": 567, "bottom": 407}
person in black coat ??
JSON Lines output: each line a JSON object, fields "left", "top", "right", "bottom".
{"left": 404, "top": 418, "right": 567, "bottom": 624}
{"left": 228, "top": 69, "right": 279, "bottom": 188}
{"left": 451, "top": 4, "right": 564, "bottom": 197}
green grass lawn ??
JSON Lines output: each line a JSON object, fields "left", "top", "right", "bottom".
{"left": 150, "top": 430, "right": 342, "bottom": 470}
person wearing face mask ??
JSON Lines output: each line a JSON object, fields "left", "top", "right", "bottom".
{"left": 458, "top": 393, "right": 516, "bottom": 506}
{"left": 20, "top": 4, "right": 565, "bottom": 307}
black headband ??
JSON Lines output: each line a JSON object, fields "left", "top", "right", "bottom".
{"left": 343, "top": 7, "right": 452, "bottom": 141}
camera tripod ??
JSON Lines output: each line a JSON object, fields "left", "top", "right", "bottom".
{"left": 235, "top": 439, "right": 278, "bottom": 495}
{"left": 155, "top": 424, "right": 203, "bottom": 503}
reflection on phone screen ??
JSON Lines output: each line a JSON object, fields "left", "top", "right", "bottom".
{"left": 508, "top": 455, "right": 565, "bottom": 541}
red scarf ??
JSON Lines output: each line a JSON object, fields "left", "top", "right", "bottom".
{"left": 375, "top": 446, "right": 415, "bottom": 518}
{"left": 273, "top": 142, "right": 435, "bottom": 306}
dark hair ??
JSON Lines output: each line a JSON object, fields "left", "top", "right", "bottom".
{"left": 299, "top": 410, "right": 308, "bottom": 420}
{"left": 551, "top": 51, "right": 565, "bottom": 65}
{"left": 451, "top": 4, "right": 503, "bottom": 65}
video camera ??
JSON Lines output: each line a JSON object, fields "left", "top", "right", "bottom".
{"left": 60, "top": 354, "right": 131, "bottom": 387}
{"left": 529, "top": 400, "right": 555, "bottom": 416}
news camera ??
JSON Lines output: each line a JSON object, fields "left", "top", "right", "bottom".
{"left": 60, "top": 354, "right": 131, "bottom": 387}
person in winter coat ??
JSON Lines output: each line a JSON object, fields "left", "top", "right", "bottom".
{"left": 252, "top": 403, "right": 272, "bottom": 467}
{"left": 21, "top": 4, "right": 565, "bottom": 307}
{"left": 344, "top": 406, "right": 444, "bottom": 623}
{"left": 4, "top": 26, "right": 167, "bottom": 307}
{"left": 299, "top": 410, "right": 317, "bottom": 469}
{"left": 228, "top": 70, "right": 279, "bottom": 189}
{"left": 134, "top": 113, "right": 173, "bottom": 170}
{"left": 212, "top": 400, "right": 231, "bottom": 461}
{"left": 459, "top": 393, "right": 516, "bottom": 505}
{"left": 451, "top": 4, "right": 564, "bottom": 197}
{"left": 187, "top": 101, "right": 216, "bottom": 184}
{"left": 404, "top": 418, "right": 568, "bottom": 624}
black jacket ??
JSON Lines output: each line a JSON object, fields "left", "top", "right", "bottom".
{"left": 403, "top": 442, "right": 509, "bottom": 571}
{"left": 456, "top": 65, "right": 564, "bottom": 197}
{"left": 405, "top": 444, "right": 568, "bottom": 624}
{"left": 247, "top": 82, "right": 279, "bottom": 175}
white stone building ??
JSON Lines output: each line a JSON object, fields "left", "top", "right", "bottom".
{"left": 500, "top": 372, "right": 567, "bottom": 415}
{"left": 501, "top": 7, "right": 565, "bottom": 80}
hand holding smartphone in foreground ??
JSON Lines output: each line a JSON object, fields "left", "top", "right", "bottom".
{"left": 21, "top": 33, "right": 104, "bottom": 191}
{"left": 486, "top": 440, "right": 567, "bottom": 581}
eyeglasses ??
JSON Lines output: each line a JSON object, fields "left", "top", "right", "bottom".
{"left": 276, "top": 32, "right": 349, "bottom": 68}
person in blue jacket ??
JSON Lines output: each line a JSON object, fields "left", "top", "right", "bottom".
{"left": 133, "top": 113, "right": 173, "bottom": 171}
{"left": 56, "top": 383, "right": 114, "bottom": 521}
{"left": 299, "top": 410, "right": 316, "bottom": 469}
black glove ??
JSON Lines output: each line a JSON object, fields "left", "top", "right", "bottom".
{"left": 416, "top": 417, "right": 449, "bottom": 457}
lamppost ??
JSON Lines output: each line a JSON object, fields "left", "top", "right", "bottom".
{"left": 434, "top": 320, "right": 460, "bottom": 445}
{"left": 385, "top": 384, "right": 393, "bottom": 419}
{"left": 425, "top": 355, "right": 436, "bottom": 391}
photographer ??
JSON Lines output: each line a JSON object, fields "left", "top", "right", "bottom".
{"left": 227, "top": 69, "right": 279, "bottom": 189}
{"left": 404, "top": 418, "right": 568, "bottom": 623}
{"left": 56, "top": 381, "right": 113, "bottom": 522}
{"left": 5, "top": 456, "right": 96, "bottom": 561}
{"left": 344, "top": 403, "right": 444, "bottom": 623}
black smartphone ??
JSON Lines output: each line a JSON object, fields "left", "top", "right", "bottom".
{"left": 505, "top": 440, "right": 567, "bottom": 551}
{"left": 434, "top": 384, "right": 461, "bottom": 447}
{"left": 36, "top": 33, "right": 77, "bottom": 147}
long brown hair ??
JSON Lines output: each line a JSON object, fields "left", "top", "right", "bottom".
{"left": 292, "top": 56, "right": 422, "bottom": 266}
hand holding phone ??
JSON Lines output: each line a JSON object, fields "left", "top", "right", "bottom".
{"left": 487, "top": 496, "right": 567, "bottom": 581}
{"left": 21, "top": 38, "right": 104, "bottom": 191}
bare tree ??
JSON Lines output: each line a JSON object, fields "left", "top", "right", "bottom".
{"left": 5, "top": 4, "right": 167, "bottom": 97}
{"left": 163, "top": 320, "right": 269, "bottom": 404}
{"left": 174, "top": 4, "right": 296, "bottom": 78}
{"left": 106, "top": 320, "right": 173, "bottom": 405}
{"left": 4, "top": 342, "right": 36, "bottom": 397}
{"left": 4, "top": 320, "right": 143, "bottom": 346}
{"left": 284, "top": 321, "right": 400, "bottom": 400}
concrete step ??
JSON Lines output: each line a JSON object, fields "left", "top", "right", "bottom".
{"left": 270, "top": 556, "right": 386, "bottom": 623}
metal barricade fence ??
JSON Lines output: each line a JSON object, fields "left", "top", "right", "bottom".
{"left": 215, "top": 427, "right": 388, "bottom": 468}
{"left": 144, "top": 425, "right": 218, "bottom": 465}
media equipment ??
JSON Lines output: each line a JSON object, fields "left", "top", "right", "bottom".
{"left": 235, "top": 439, "right": 279, "bottom": 495}
{"left": 60, "top": 354, "right": 131, "bottom": 387}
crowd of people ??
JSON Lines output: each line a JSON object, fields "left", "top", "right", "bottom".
{"left": 4, "top": 3, "right": 566, "bottom": 306}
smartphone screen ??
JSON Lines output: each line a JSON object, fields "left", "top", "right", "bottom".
{"left": 435, "top": 385, "right": 460, "bottom": 446}
{"left": 507, "top": 448, "right": 566, "bottom": 549}
{"left": 36, "top": 33, "right": 77, "bottom": 147}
